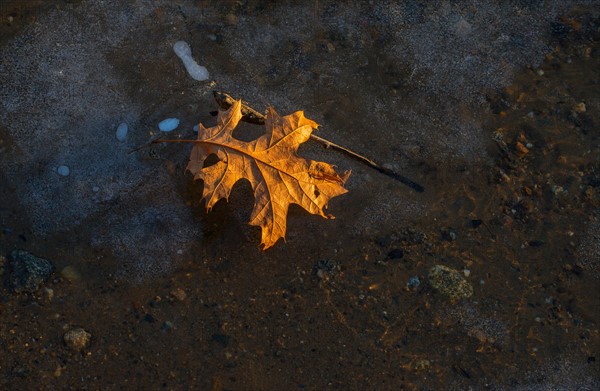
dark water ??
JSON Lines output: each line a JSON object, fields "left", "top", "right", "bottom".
{"left": 0, "top": 1, "right": 599, "bottom": 390}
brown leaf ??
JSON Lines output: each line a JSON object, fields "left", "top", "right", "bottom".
{"left": 187, "top": 100, "right": 350, "bottom": 249}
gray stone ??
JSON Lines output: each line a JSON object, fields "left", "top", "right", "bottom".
{"left": 454, "top": 17, "right": 472, "bottom": 36}
{"left": 8, "top": 250, "right": 54, "bottom": 293}
{"left": 60, "top": 266, "right": 81, "bottom": 282}
{"left": 428, "top": 264, "right": 473, "bottom": 301}
{"left": 63, "top": 328, "right": 91, "bottom": 351}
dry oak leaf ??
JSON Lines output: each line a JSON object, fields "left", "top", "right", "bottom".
{"left": 187, "top": 100, "right": 350, "bottom": 249}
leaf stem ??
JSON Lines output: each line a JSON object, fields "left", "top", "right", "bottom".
{"left": 213, "top": 91, "right": 424, "bottom": 193}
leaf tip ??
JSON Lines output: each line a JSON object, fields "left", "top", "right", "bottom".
{"left": 341, "top": 169, "right": 352, "bottom": 184}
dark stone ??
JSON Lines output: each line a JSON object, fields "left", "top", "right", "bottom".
{"left": 142, "top": 313, "right": 155, "bottom": 323}
{"left": 550, "top": 21, "right": 571, "bottom": 40}
{"left": 471, "top": 219, "right": 482, "bottom": 228}
{"left": 584, "top": 174, "right": 600, "bottom": 187}
{"left": 387, "top": 248, "right": 404, "bottom": 260}
{"left": 211, "top": 333, "right": 231, "bottom": 347}
{"left": 313, "top": 259, "right": 336, "bottom": 274}
{"left": 376, "top": 236, "right": 392, "bottom": 247}
{"left": 8, "top": 250, "right": 53, "bottom": 293}
{"left": 441, "top": 227, "right": 458, "bottom": 241}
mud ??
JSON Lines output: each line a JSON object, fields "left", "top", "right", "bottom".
{"left": 0, "top": 1, "right": 599, "bottom": 390}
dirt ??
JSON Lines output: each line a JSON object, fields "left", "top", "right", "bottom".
{"left": 0, "top": 1, "right": 599, "bottom": 390}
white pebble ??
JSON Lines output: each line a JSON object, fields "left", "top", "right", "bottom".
{"left": 57, "top": 165, "right": 70, "bottom": 176}
{"left": 173, "top": 41, "right": 210, "bottom": 81}
{"left": 193, "top": 124, "right": 199, "bottom": 133}
{"left": 159, "top": 118, "right": 180, "bottom": 132}
{"left": 116, "top": 123, "right": 128, "bottom": 142}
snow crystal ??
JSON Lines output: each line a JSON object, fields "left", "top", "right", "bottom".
{"left": 57, "top": 165, "right": 70, "bottom": 176}
{"left": 173, "top": 40, "right": 210, "bottom": 81}
{"left": 158, "top": 118, "right": 180, "bottom": 132}
{"left": 116, "top": 122, "right": 128, "bottom": 142}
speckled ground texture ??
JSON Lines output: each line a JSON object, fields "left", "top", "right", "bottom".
{"left": 0, "top": 0, "right": 599, "bottom": 390}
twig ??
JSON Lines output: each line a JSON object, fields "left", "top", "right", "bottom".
{"left": 213, "top": 91, "right": 424, "bottom": 192}
{"left": 127, "top": 133, "right": 165, "bottom": 154}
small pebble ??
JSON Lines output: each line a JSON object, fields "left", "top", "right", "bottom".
{"left": 454, "top": 17, "right": 472, "bottom": 36}
{"left": 170, "top": 288, "right": 187, "bottom": 301}
{"left": 224, "top": 13, "right": 238, "bottom": 25}
{"left": 515, "top": 141, "right": 529, "bottom": 157}
{"left": 536, "top": 69, "right": 544, "bottom": 76}
{"left": 406, "top": 276, "right": 421, "bottom": 289}
{"left": 63, "top": 328, "right": 91, "bottom": 351}
{"left": 92, "top": 186, "right": 100, "bottom": 192}
{"left": 193, "top": 124, "right": 199, "bottom": 133}
{"left": 61, "top": 266, "right": 81, "bottom": 282}
{"left": 463, "top": 269, "right": 471, "bottom": 277}
{"left": 44, "top": 287, "right": 54, "bottom": 301}
{"left": 413, "top": 359, "right": 431, "bottom": 371}
{"left": 116, "top": 123, "right": 128, "bottom": 142}
{"left": 57, "top": 165, "right": 70, "bottom": 176}
{"left": 573, "top": 102, "right": 586, "bottom": 113}
{"left": 158, "top": 118, "right": 180, "bottom": 132}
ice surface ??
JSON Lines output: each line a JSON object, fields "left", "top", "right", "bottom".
{"left": 173, "top": 40, "right": 210, "bottom": 81}
{"left": 218, "top": 1, "right": 571, "bottom": 164}
{"left": 0, "top": 0, "right": 587, "bottom": 281}
{"left": 158, "top": 118, "right": 180, "bottom": 132}
{"left": 0, "top": 1, "right": 200, "bottom": 280}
